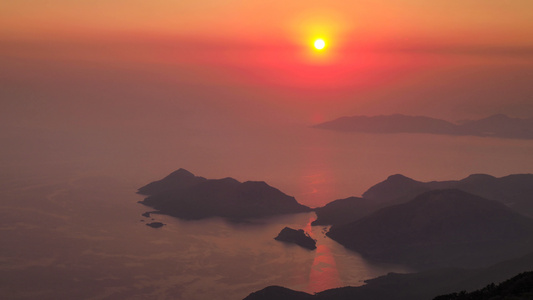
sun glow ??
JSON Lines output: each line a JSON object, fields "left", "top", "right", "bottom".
{"left": 314, "top": 38, "right": 326, "bottom": 50}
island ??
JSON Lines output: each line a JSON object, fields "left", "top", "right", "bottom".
{"left": 145, "top": 222, "right": 165, "bottom": 228}
{"left": 274, "top": 227, "right": 316, "bottom": 250}
{"left": 311, "top": 173, "right": 533, "bottom": 227}
{"left": 314, "top": 114, "right": 533, "bottom": 139}
{"left": 137, "top": 168, "right": 312, "bottom": 221}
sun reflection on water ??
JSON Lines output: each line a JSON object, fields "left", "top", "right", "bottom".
{"left": 304, "top": 216, "right": 343, "bottom": 293}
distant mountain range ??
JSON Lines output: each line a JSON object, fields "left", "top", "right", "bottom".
{"left": 314, "top": 114, "right": 533, "bottom": 139}
{"left": 312, "top": 173, "right": 533, "bottom": 227}
{"left": 138, "top": 169, "right": 311, "bottom": 220}
{"left": 327, "top": 189, "right": 533, "bottom": 269}
{"left": 363, "top": 173, "right": 533, "bottom": 218}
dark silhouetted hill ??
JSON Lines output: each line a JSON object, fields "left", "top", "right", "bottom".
{"left": 314, "top": 114, "right": 533, "bottom": 139}
{"left": 137, "top": 168, "right": 206, "bottom": 195}
{"left": 243, "top": 252, "right": 533, "bottom": 300}
{"left": 312, "top": 197, "right": 384, "bottom": 226}
{"left": 312, "top": 173, "right": 533, "bottom": 227}
{"left": 327, "top": 189, "right": 533, "bottom": 269}
{"left": 244, "top": 286, "right": 313, "bottom": 300}
{"left": 362, "top": 173, "right": 533, "bottom": 217}
{"left": 433, "top": 271, "right": 533, "bottom": 300}
{"left": 274, "top": 227, "right": 316, "bottom": 250}
{"left": 362, "top": 174, "right": 432, "bottom": 204}
{"left": 138, "top": 169, "right": 311, "bottom": 220}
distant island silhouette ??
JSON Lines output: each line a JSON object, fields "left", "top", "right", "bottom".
{"left": 145, "top": 222, "right": 165, "bottom": 228}
{"left": 363, "top": 173, "right": 533, "bottom": 218}
{"left": 137, "top": 169, "right": 311, "bottom": 221}
{"left": 314, "top": 114, "right": 533, "bottom": 139}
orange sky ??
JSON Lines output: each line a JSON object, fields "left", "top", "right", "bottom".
{"left": 2, "top": 1, "right": 533, "bottom": 43}
{"left": 2, "top": 0, "right": 533, "bottom": 122}
{"left": 2, "top": 1, "right": 533, "bottom": 205}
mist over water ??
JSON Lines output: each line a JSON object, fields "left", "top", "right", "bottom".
{"left": 2, "top": 52, "right": 533, "bottom": 299}
{"left": 2, "top": 117, "right": 533, "bottom": 298}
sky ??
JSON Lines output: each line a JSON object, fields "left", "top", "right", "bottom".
{"left": 2, "top": 1, "right": 533, "bottom": 123}
{"left": 2, "top": 1, "right": 533, "bottom": 41}
{"left": 2, "top": 5, "right": 533, "bottom": 299}
{"left": 2, "top": 1, "right": 533, "bottom": 205}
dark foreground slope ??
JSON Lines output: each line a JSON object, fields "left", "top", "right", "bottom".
{"left": 138, "top": 169, "right": 311, "bottom": 220}
{"left": 327, "top": 189, "right": 533, "bottom": 269}
{"left": 243, "top": 252, "right": 533, "bottom": 300}
{"left": 433, "top": 271, "right": 533, "bottom": 300}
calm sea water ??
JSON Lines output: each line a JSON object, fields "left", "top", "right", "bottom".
{"left": 0, "top": 174, "right": 409, "bottom": 300}
{"left": 1, "top": 123, "right": 533, "bottom": 299}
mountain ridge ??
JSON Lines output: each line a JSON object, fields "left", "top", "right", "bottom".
{"left": 327, "top": 189, "right": 533, "bottom": 269}
{"left": 362, "top": 173, "right": 533, "bottom": 217}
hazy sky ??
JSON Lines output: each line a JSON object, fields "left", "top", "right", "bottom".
{"left": 2, "top": 1, "right": 533, "bottom": 41}
{"left": 2, "top": 0, "right": 533, "bottom": 206}
{"left": 2, "top": 1, "right": 533, "bottom": 125}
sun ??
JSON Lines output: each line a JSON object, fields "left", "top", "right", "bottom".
{"left": 313, "top": 38, "right": 326, "bottom": 50}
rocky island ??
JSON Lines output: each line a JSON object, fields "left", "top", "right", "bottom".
{"left": 145, "top": 222, "right": 165, "bottom": 228}
{"left": 138, "top": 169, "right": 312, "bottom": 221}
{"left": 274, "top": 227, "right": 316, "bottom": 250}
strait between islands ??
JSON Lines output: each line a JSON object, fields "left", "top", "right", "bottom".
{"left": 242, "top": 173, "right": 533, "bottom": 300}
{"left": 135, "top": 168, "right": 533, "bottom": 300}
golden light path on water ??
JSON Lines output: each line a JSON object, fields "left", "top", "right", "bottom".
{"left": 304, "top": 217, "right": 343, "bottom": 292}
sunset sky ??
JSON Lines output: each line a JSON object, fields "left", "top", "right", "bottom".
{"left": 2, "top": 1, "right": 533, "bottom": 199}
{"left": 3, "top": 1, "right": 533, "bottom": 41}
{"left": 3, "top": 1, "right": 533, "bottom": 124}
{"left": 3, "top": 3, "right": 533, "bottom": 299}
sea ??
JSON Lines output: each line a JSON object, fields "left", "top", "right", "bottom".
{"left": 2, "top": 119, "right": 533, "bottom": 299}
